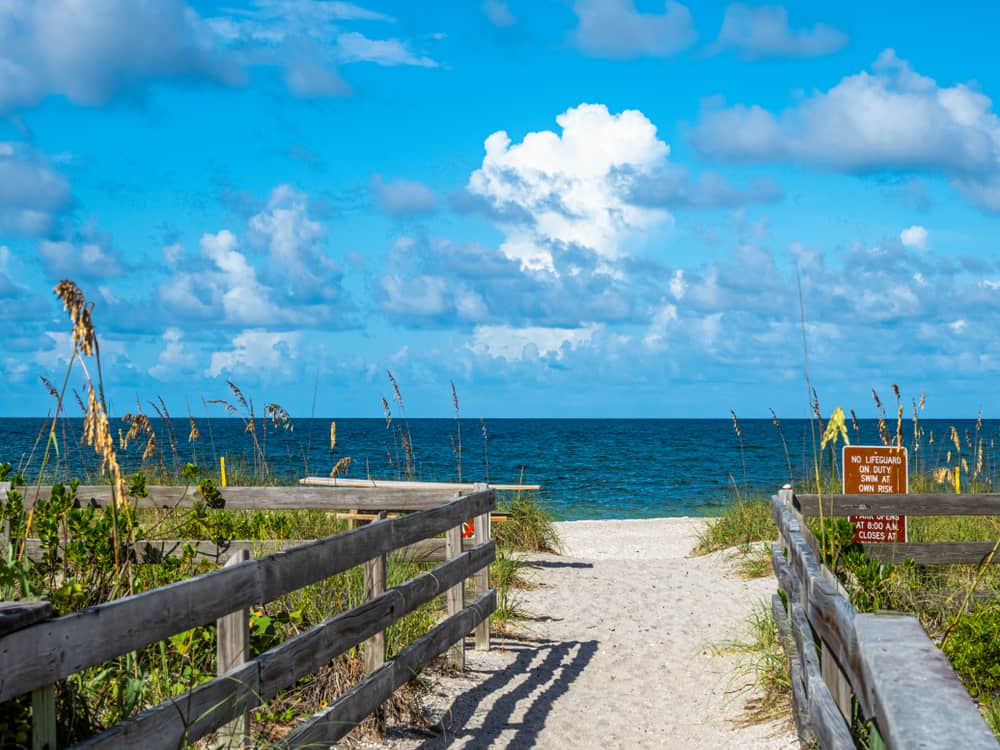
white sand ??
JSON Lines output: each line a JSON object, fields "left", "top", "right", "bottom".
{"left": 376, "top": 518, "right": 799, "bottom": 750}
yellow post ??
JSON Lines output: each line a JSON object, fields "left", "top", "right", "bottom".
{"left": 954, "top": 463, "right": 961, "bottom": 494}
{"left": 220, "top": 456, "right": 227, "bottom": 488}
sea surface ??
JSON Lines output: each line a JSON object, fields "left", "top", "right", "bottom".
{"left": 0, "top": 417, "right": 994, "bottom": 520}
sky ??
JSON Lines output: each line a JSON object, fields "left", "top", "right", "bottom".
{"left": 2, "top": 0, "right": 1000, "bottom": 419}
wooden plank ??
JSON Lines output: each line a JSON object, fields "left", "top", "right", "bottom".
{"left": 31, "top": 684, "right": 56, "bottom": 750}
{"left": 276, "top": 589, "right": 496, "bottom": 749}
{"left": 789, "top": 604, "right": 855, "bottom": 750}
{"left": 75, "top": 542, "right": 495, "bottom": 750}
{"left": 472, "top": 510, "right": 490, "bottom": 651}
{"left": 793, "top": 492, "right": 1000, "bottom": 517}
{"left": 364, "top": 513, "right": 387, "bottom": 674}
{"left": 0, "top": 601, "right": 52, "bottom": 638}
{"left": 20, "top": 484, "right": 464, "bottom": 511}
{"left": 216, "top": 550, "right": 250, "bottom": 749}
{"left": 300, "top": 477, "right": 540, "bottom": 491}
{"left": 771, "top": 543, "right": 799, "bottom": 602}
{"left": 854, "top": 614, "right": 997, "bottom": 749}
{"left": 22, "top": 536, "right": 449, "bottom": 566}
{"left": 445, "top": 524, "right": 464, "bottom": 670}
{"left": 862, "top": 541, "right": 1000, "bottom": 566}
{"left": 771, "top": 594, "right": 814, "bottom": 747}
{"left": 0, "top": 490, "right": 494, "bottom": 703}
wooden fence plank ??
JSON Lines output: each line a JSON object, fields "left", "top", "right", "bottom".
{"left": 20, "top": 536, "right": 450, "bottom": 566}
{"left": 472, "top": 510, "right": 490, "bottom": 652}
{"left": 788, "top": 604, "right": 855, "bottom": 750}
{"left": 0, "top": 490, "right": 494, "bottom": 703}
{"left": 276, "top": 589, "right": 496, "bottom": 749}
{"left": 19, "top": 485, "right": 465, "bottom": 511}
{"left": 771, "top": 594, "right": 814, "bottom": 747}
{"left": 854, "top": 614, "right": 997, "bottom": 750}
{"left": 862, "top": 541, "right": 1000, "bottom": 566}
{"left": 74, "top": 542, "right": 495, "bottom": 750}
{"left": 216, "top": 550, "right": 250, "bottom": 749}
{"left": 364, "top": 513, "right": 387, "bottom": 675}
{"left": 444, "top": 524, "right": 464, "bottom": 671}
{"left": 0, "top": 601, "right": 52, "bottom": 638}
{"left": 793, "top": 492, "right": 1000, "bottom": 517}
{"left": 31, "top": 684, "right": 56, "bottom": 750}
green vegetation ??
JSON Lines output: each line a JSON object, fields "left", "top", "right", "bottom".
{"left": 493, "top": 491, "right": 561, "bottom": 553}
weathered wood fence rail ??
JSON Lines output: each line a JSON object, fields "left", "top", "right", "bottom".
{"left": 771, "top": 487, "right": 998, "bottom": 749}
{"left": 1, "top": 485, "right": 497, "bottom": 749}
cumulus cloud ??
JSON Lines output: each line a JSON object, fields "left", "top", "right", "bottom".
{"left": 0, "top": 0, "right": 241, "bottom": 113}
{"left": 690, "top": 51, "right": 1000, "bottom": 212}
{"left": 38, "top": 222, "right": 126, "bottom": 279}
{"left": 207, "top": 329, "right": 303, "bottom": 377}
{"left": 0, "top": 142, "right": 72, "bottom": 235}
{"left": 571, "top": 0, "right": 696, "bottom": 59}
{"left": 900, "top": 225, "right": 928, "bottom": 249}
{"left": 161, "top": 186, "right": 353, "bottom": 328}
{"left": 469, "top": 324, "right": 602, "bottom": 361}
{"left": 372, "top": 175, "right": 439, "bottom": 215}
{"left": 482, "top": 0, "right": 516, "bottom": 27}
{"left": 708, "top": 4, "right": 847, "bottom": 59}
{"left": 148, "top": 327, "right": 197, "bottom": 380}
{"left": 467, "top": 103, "right": 672, "bottom": 270}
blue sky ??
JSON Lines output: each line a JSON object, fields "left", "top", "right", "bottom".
{"left": 2, "top": 0, "right": 1000, "bottom": 418}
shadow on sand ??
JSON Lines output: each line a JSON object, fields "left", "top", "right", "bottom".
{"left": 394, "top": 638, "right": 599, "bottom": 749}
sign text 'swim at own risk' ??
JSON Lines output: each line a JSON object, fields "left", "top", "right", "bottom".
{"left": 842, "top": 445, "right": 907, "bottom": 543}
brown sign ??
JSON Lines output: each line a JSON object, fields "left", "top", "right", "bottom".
{"left": 843, "top": 445, "right": 907, "bottom": 543}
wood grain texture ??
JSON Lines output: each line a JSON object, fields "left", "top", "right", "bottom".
{"left": 472, "top": 511, "right": 490, "bottom": 651}
{"left": 276, "top": 589, "right": 497, "bottom": 749}
{"left": 216, "top": 550, "right": 250, "bottom": 749}
{"left": 771, "top": 594, "right": 814, "bottom": 747}
{"left": 862, "top": 541, "right": 1000, "bottom": 565}
{"left": 444, "top": 524, "right": 464, "bottom": 671}
{"left": 0, "top": 601, "right": 52, "bottom": 638}
{"left": 0, "top": 490, "right": 494, "bottom": 703}
{"left": 364, "top": 513, "right": 388, "bottom": 675}
{"left": 21, "top": 536, "right": 449, "bottom": 565}
{"left": 74, "top": 542, "right": 495, "bottom": 750}
{"left": 793, "top": 492, "right": 1000, "bottom": 517}
{"left": 854, "top": 614, "right": 997, "bottom": 750}
{"left": 788, "top": 604, "right": 855, "bottom": 750}
{"left": 20, "top": 484, "right": 467, "bottom": 511}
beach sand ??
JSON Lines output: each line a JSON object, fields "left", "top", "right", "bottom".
{"left": 376, "top": 518, "right": 798, "bottom": 750}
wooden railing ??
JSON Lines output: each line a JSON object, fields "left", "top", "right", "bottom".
{"left": 0, "top": 486, "right": 496, "bottom": 749}
{"left": 771, "top": 487, "right": 997, "bottom": 749}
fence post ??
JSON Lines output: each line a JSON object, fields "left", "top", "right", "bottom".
{"left": 363, "top": 512, "right": 388, "bottom": 673}
{"left": 472, "top": 484, "right": 491, "bottom": 651}
{"left": 31, "top": 685, "right": 56, "bottom": 750}
{"left": 445, "top": 507, "right": 465, "bottom": 670}
{"left": 1, "top": 481, "right": 10, "bottom": 556}
{"left": 216, "top": 549, "right": 250, "bottom": 749}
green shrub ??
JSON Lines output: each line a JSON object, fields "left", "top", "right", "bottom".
{"left": 493, "top": 492, "right": 560, "bottom": 553}
{"left": 942, "top": 603, "right": 1000, "bottom": 699}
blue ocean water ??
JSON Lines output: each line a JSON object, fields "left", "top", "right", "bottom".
{"left": 0, "top": 417, "right": 993, "bottom": 520}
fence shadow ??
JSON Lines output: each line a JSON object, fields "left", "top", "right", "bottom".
{"left": 395, "top": 638, "right": 599, "bottom": 749}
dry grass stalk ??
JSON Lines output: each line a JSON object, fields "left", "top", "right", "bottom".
{"left": 55, "top": 279, "right": 96, "bottom": 356}
{"left": 330, "top": 456, "right": 352, "bottom": 478}
{"left": 330, "top": 421, "right": 337, "bottom": 451}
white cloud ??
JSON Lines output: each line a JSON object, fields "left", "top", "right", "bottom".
{"left": 0, "top": 0, "right": 241, "bottom": 113}
{"left": 149, "top": 327, "right": 197, "bottom": 380}
{"left": 335, "top": 32, "right": 437, "bottom": 67}
{"left": 691, "top": 51, "right": 1000, "bottom": 213}
{"left": 482, "top": 0, "right": 516, "bottom": 27}
{"left": 207, "top": 329, "right": 303, "bottom": 377}
{"left": 0, "top": 142, "right": 71, "bottom": 235}
{"left": 900, "top": 225, "right": 928, "bottom": 249}
{"left": 372, "top": 175, "right": 439, "bottom": 215}
{"left": 467, "top": 103, "right": 671, "bottom": 270}
{"left": 247, "top": 185, "right": 325, "bottom": 279}
{"left": 571, "top": 0, "right": 696, "bottom": 59}
{"left": 708, "top": 4, "right": 847, "bottom": 59}
{"left": 38, "top": 235, "right": 125, "bottom": 279}
{"left": 470, "top": 324, "right": 602, "bottom": 361}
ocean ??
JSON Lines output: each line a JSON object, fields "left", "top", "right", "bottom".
{"left": 0, "top": 417, "right": 992, "bottom": 520}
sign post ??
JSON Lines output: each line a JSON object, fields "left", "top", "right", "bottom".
{"left": 842, "top": 445, "right": 907, "bottom": 543}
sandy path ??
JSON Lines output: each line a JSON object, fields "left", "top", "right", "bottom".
{"left": 377, "top": 518, "right": 798, "bottom": 750}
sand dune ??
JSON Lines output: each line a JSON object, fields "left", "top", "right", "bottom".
{"left": 378, "top": 518, "right": 798, "bottom": 749}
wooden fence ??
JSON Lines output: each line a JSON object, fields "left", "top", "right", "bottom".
{"left": 0, "top": 485, "right": 497, "bottom": 749}
{"left": 771, "top": 487, "right": 998, "bottom": 749}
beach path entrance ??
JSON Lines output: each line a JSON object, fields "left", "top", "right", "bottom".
{"left": 380, "top": 518, "right": 797, "bottom": 749}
